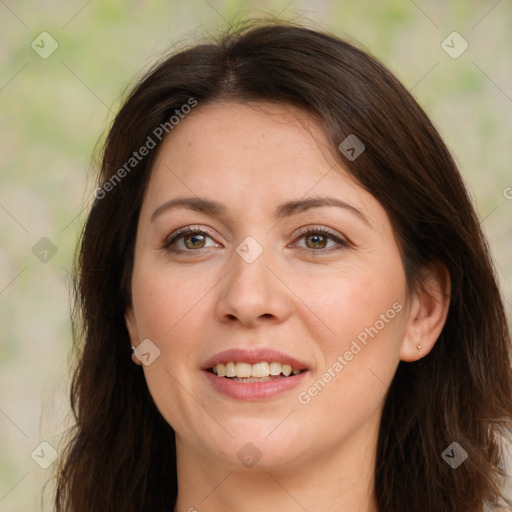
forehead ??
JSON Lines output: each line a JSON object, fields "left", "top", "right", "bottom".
{"left": 143, "top": 101, "right": 365, "bottom": 210}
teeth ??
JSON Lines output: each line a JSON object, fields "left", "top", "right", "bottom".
{"left": 225, "top": 362, "right": 236, "bottom": 377}
{"left": 269, "top": 361, "right": 282, "bottom": 376}
{"left": 235, "top": 362, "right": 252, "bottom": 378}
{"left": 216, "top": 363, "right": 226, "bottom": 377}
{"left": 210, "top": 361, "right": 304, "bottom": 378}
{"left": 251, "top": 362, "right": 270, "bottom": 378}
{"left": 281, "top": 364, "right": 292, "bottom": 377}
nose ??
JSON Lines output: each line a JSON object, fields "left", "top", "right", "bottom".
{"left": 215, "top": 241, "right": 292, "bottom": 328}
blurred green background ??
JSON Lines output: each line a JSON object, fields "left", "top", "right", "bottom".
{"left": 1, "top": 1, "right": 511, "bottom": 510}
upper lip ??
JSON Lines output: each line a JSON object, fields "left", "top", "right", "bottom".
{"left": 201, "top": 348, "right": 309, "bottom": 371}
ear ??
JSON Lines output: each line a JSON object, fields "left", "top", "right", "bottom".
{"left": 125, "top": 307, "right": 143, "bottom": 366}
{"left": 400, "top": 262, "right": 451, "bottom": 362}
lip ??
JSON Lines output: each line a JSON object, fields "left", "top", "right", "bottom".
{"left": 201, "top": 348, "right": 309, "bottom": 371}
{"left": 203, "top": 369, "right": 308, "bottom": 401}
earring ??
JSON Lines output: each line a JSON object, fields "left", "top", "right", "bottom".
{"left": 416, "top": 344, "right": 422, "bottom": 357}
{"left": 131, "top": 345, "right": 142, "bottom": 366}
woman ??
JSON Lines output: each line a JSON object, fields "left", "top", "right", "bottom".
{"left": 55, "top": 20, "right": 512, "bottom": 512}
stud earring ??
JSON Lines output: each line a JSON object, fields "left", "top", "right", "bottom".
{"left": 416, "top": 344, "right": 422, "bottom": 357}
{"left": 131, "top": 345, "right": 142, "bottom": 366}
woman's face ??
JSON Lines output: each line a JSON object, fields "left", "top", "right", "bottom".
{"left": 126, "top": 101, "right": 415, "bottom": 471}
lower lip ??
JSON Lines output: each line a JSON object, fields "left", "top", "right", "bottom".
{"left": 203, "top": 370, "right": 308, "bottom": 400}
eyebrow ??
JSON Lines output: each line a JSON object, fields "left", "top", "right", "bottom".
{"left": 150, "top": 195, "right": 370, "bottom": 226}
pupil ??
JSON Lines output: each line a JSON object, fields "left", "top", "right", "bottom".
{"left": 308, "top": 234, "right": 325, "bottom": 248}
{"left": 185, "top": 234, "right": 205, "bottom": 249}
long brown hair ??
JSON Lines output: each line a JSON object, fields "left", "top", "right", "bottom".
{"left": 54, "top": 19, "right": 512, "bottom": 512}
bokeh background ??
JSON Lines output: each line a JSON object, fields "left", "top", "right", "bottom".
{"left": 1, "top": 1, "right": 511, "bottom": 510}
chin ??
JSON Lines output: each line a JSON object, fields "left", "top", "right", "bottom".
{"left": 202, "top": 425, "right": 308, "bottom": 470}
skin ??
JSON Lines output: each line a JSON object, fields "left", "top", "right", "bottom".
{"left": 125, "top": 101, "right": 450, "bottom": 512}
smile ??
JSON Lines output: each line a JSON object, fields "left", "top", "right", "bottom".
{"left": 202, "top": 348, "right": 310, "bottom": 400}
{"left": 204, "top": 363, "right": 308, "bottom": 400}
{"left": 208, "top": 361, "right": 305, "bottom": 379}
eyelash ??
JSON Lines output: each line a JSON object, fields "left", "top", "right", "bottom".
{"left": 162, "top": 225, "right": 349, "bottom": 255}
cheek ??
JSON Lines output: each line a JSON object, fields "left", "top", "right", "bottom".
{"left": 130, "top": 266, "right": 215, "bottom": 433}
{"left": 295, "top": 253, "right": 407, "bottom": 351}
{"left": 292, "top": 254, "right": 407, "bottom": 412}
{"left": 294, "top": 304, "right": 405, "bottom": 452}
{"left": 131, "top": 263, "right": 214, "bottom": 341}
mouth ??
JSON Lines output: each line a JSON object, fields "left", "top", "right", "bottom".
{"left": 206, "top": 361, "right": 307, "bottom": 382}
{"left": 202, "top": 349, "right": 310, "bottom": 400}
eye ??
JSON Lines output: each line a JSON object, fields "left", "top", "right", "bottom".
{"left": 163, "top": 225, "right": 349, "bottom": 254}
{"left": 292, "top": 226, "right": 349, "bottom": 253}
{"left": 163, "top": 226, "right": 219, "bottom": 252}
